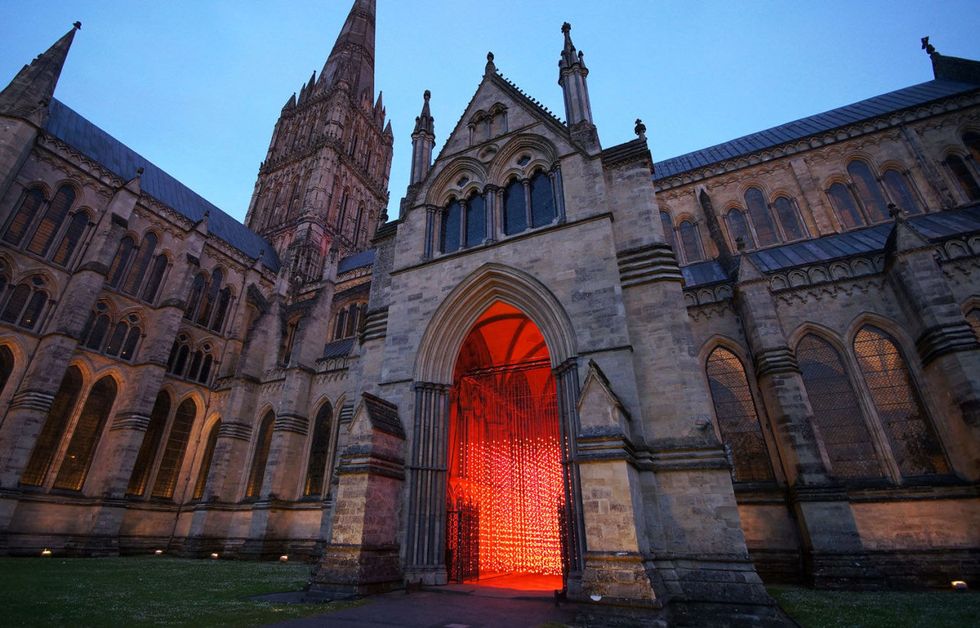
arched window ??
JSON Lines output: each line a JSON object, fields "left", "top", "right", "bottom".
{"left": 167, "top": 333, "right": 191, "bottom": 376}
{"left": 3, "top": 188, "right": 45, "bottom": 246}
{"left": 21, "top": 366, "right": 84, "bottom": 486}
{"left": 151, "top": 397, "right": 197, "bottom": 499}
{"left": 529, "top": 171, "right": 556, "bottom": 228}
{"left": 353, "top": 204, "right": 365, "bottom": 242}
{"left": 440, "top": 199, "right": 462, "bottom": 253}
{"left": 304, "top": 402, "right": 334, "bottom": 497}
{"left": 678, "top": 220, "right": 703, "bottom": 263}
{"left": 82, "top": 303, "right": 112, "bottom": 350}
{"left": 184, "top": 273, "right": 207, "bottom": 321}
{"left": 210, "top": 287, "right": 232, "bottom": 333}
{"left": 192, "top": 420, "right": 221, "bottom": 500}
{"left": 944, "top": 155, "right": 980, "bottom": 201}
{"left": 107, "top": 237, "right": 136, "bottom": 289}
{"left": 772, "top": 196, "right": 806, "bottom": 241}
{"left": 1, "top": 277, "right": 48, "bottom": 330}
{"left": 337, "top": 190, "right": 350, "bottom": 226}
{"left": 847, "top": 161, "right": 889, "bottom": 222}
{"left": 705, "top": 347, "right": 774, "bottom": 482}
{"left": 726, "top": 208, "right": 755, "bottom": 250}
{"left": 127, "top": 392, "right": 172, "bottom": 496}
{"left": 53, "top": 375, "right": 118, "bottom": 491}
{"left": 503, "top": 179, "right": 527, "bottom": 235}
{"left": 967, "top": 308, "right": 980, "bottom": 340}
{"left": 826, "top": 182, "right": 865, "bottom": 229}
{"left": 121, "top": 233, "right": 158, "bottom": 296}
{"left": 465, "top": 193, "right": 487, "bottom": 247}
{"left": 881, "top": 170, "right": 922, "bottom": 215}
{"left": 26, "top": 185, "right": 75, "bottom": 257}
{"left": 332, "top": 302, "right": 366, "bottom": 340}
{"left": 287, "top": 177, "right": 302, "bottom": 219}
{"left": 744, "top": 187, "right": 778, "bottom": 247}
{"left": 245, "top": 411, "right": 275, "bottom": 499}
{"left": 196, "top": 268, "right": 223, "bottom": 327}
{"left": 853, "top": 326, "right": 950, "bottom": 476}
{"left": 797, "top": 335, "right": 883, "bottom": 479}
{"left": 141, "top": 254, "right": 168, "bottom": 303}
{"left": 50, "top": 210, "right": 90, "bottom": 267}
{"left": 82, "top": 306, "right": 140, "bottom": 362}
{"left": 659, "top": 211, "right": 676, "bottom": 249}
{"left": 964, "top": 131, "right": 980, "bottom": 163}
{"left": 0, "top": 345, "right": 12, "bottom": 397}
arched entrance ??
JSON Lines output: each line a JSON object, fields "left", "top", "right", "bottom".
{"left": 446, "top": 301, "right": 565, "bottom": 590}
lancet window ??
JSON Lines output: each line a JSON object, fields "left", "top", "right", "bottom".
{"left": 3, "top": 184, "right": 91, "bottom": 267}
{"left": 184, "top": 268, "right": 232, "bottom": 333}
{"left": 304, "top": 402, "right": 334, "bottom": 497}
{"left": 192, "top": 420, "right": 221, "bottom": 500}
{"left": 150, "top": 397, "right": 198, "bottom": 500}
{"left": 245, "top": 411, "right": 275, "bottom": 500}
{"left": 107, "top": 232, "right": 168, "bottom": 303}
{"left": 678, "top": 220, "right": 704, "bottom": 263}
{"left": 332, "top": 302, "right": 367, "bottom": 340}
{"left": 166, "top": 334, "right": 215, "bottom": 385}
{"left": 0, "top": 275, "right": 49, "bottom": 331}
{"left": 944, "top": 154, "right": 980, "bottom": 201}
{"left": 80, "top": 303, "right": 142, "bottom": 362}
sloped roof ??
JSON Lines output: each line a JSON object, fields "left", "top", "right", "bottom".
{"left": 654, "top": 79, "right": 980, "bottom": 181}
{"left": 322, "top": 337, "right": 355, "bottom": 359}
{"left": 44, "top": 99, "right": 280, "bottom": 271}
{"left": 338, "top": 249, "right": 375, "bottom": 273}
{"left": 681, "top": 203, "right": 980, "bottom": 288}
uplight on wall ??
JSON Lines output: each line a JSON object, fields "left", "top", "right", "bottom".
{"left": 951, "top": 580, "right": 968, "bottom": 591}
{"left": 279, "top": 555, "right": 289, "bottom": 562}
{"left": 210, "top": 552, "right": 219, "bottom": 559}
{"left": 40, "top": 548, "right": 52, "bottom": 557}
{"left": 154, "top": 549, "right": 164, "bottom": 555}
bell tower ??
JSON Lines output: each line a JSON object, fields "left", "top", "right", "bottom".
{"left": 245, "top": 0, "right": 392, "bottom": 284}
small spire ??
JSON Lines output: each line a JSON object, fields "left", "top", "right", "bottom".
{"left": 413, "top": 89, "right": 434, "bottom": 136}
{"left": 559, "top": 22, "right": 586, "bottom": 71}
{"left": 921, "top": 36, "right": 937, "bottom": 56}
{"left": 485, "top": 51, "right": 496, "bottom": 76}
{"left": 634, "top": 118, "right": 647, "bottom": 141}
{"left": 0, "top": 23, "right": 80, "bottom": 121}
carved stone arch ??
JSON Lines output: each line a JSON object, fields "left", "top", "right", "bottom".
{"left": 487, "top": 133, "right": 559, "bottom": 185}
{"left": 844, "top": 153, "right": 884, "bottom": 176}
{"left": 787, "top": 321, "right": 849, "bottom": 355}
{"left": 425, "top": 157, "right": 489, "bottom": 207}
{"left": 788, "top": 270, "right": 808, "bottom": 287}
{"left": 850, "top": 258, "right": 874, "bottom": 275}
{"left": 697, "top": 334, "right": 753, "bottom": 366}
{"left": 175, "top": 390, "right": 205, "bottom": 416}
{"left": 737, "top": 180, "right": 773, "bottom": 201}
{"left": 808, "top": 267, "right": 829, "bottom": 283}
{"left": 945, "top": 240, "right": 971, "bottom": 259}
{"left": 15, "top": 265, "right": 59, "bottom": 290}
{"left": 961, "top": 295, "right": 980, "bottom": 316}
{"left": 843, "top": 312, "right": 913, "bottom": 350}
{"left": 674, "top": 211, "right": 699, "bottom": 227}
{"left": 415, "top": 263, "right": 577, "bottom": 385}
{"left": 0, "top": 333, "right": 30, "bottom": 370}
{"left": 829, "top": 262, "right": 851, "bottom": 280}
{"left": 770, "top": 274, "right": 788, "bottom": 290}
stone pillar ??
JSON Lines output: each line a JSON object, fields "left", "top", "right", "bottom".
{"left": 733, "top": 254, "right": 878, "bottom": 587}
{"left": 885, "top": 216, "right": 980, "bottom": 478}
{"left": 403, "top": 382, "right": 449, "bottom": 585}
{"left": 309, "top": 393, "right": 405, "bottom": 599}
{"left": 0, "top": 178, "right": 137, "bottom": 531}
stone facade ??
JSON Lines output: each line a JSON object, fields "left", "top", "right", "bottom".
{"left": 0, "top": 0, "right": 978, "bottom": 609}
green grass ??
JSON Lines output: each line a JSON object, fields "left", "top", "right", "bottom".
{"left": 0, "top": 556, "right": 359, "bottom": 627}
{"left": 769, "top": 585, "right": 980, "bottom": 628}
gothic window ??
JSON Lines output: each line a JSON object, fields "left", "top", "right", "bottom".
{"left": 744, "top": 187, "right": 778, "bottom": 247}
{"left": 337, "top": 190, "right": 350, "bottom": 226}
{"left": 797, "top": 335, "right": 883, "bottom": 479}
{"left": 53, "top": 375, "right": 118, "bottom": 491}
{"left": 3, "top": 187, "right": 45, "bottom": 246}
{"left": 465, "top": 193, "right": 486, "bottom": 247}
{"left": 210, "top": 287, "right": 232, "bottom": 333}
{"left": 944, "top": 154, "right": 980, "bottom": 201}
{"left": 705, "top": 347, "right": 775, "bottom": 483}
{"left": 167, "top": 334, "right": 191, "bottom": 376}
{"left": 0, "top": 346, "right": 12, "bottom": 397}
{"left": 184, "top": 273, "right": 206, "bottom": 321}
{"left": 826, "top": 182, "right": 865, "bottom": 229}
{"left": 245, "top": 411, "right": 275, "bottom": 499}
{"left": 881, "top": 170, "right": 922, "bottom": 215}
{"left": 678, "top": 220, "right": 704, "bottom": 263}
{"left": 660, "top": 211, "right": 676, "bottom": 249}
{"left": 332, "top": 302, "right": 366, "bottom": 340}
{"left": 353, "top": 205, "right": 365, "bottom": 243}
{"left": 726, "top": 208, "right": 755, "bottom": 250}
{"left": 81, "top": 305, "right": 141, "bottom": 362}
{"left": 440, "top": 199, "right": 462, "bottom": 253}
{"left": 965, "top": 132, "right": 980, "bottom": 162}
{"left": 192, "top": 420, "right": 221, "bottom": 500}
{"left": 82, "top": 303, "right": 112, "bottom": 350}
{"left": 529, "top": 171, "right": 556, "bottom": 228}
{"left": 107, "top": 237, "right": 137, "bottom": 289}
{"left": 26, "top": 185, "right": 75, "bottom": 257}
{"left": 121, "top": 233, "right": 158, "bottom": 296}
{"left": 21, "top": 366, "right": 83, "bottom": 486}
{"left": 772, "top": 196, "right": 807, "bottom": 241}
{"left": 281, "top": 320, "right": 299, "bottom": 365}
{"left": 166, "top": 335, "right": 214, "bottom": 384}
{"left": 304, "top": 402, "right": 333, "bottom": 497}
{"left": 853, "top": 326, "right": 950, "bottom": 476}
{"left": 196, "top": 268, "right": 223, "bottom": 327}
{"left": 503, "top": 179, "right": 527, "bottom": 235}
{"left": 141, "top": 254, "right": 168, "bottom": 303}
{"left": 50, "top": 209, "right": 90, "bottom": 267}
{"left": 151, "top": 397, "right": 197, "bottom": 499}
{"left": 0, "top": 277, "right": 48, "bottom": 330}
{"left": 967, "top": 309, "right": 980, "bottom": 340}
{"left": 847, "top": 160, "right": 890, "bottom": 222}
{"left": 287, "top": 177, "right": 302, "bottom": 219}
{"left": 127, "top": 392, "right": 171, "bottom": 496}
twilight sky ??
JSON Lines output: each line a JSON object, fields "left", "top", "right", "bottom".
{"left": 2, "top": 1, "right": 979, "bottom": 223}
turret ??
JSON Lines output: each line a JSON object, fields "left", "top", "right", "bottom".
{"left": 410, "top": 90, "right": 435, "bottom": 186}
{"left": 557, "top": 22, "right": 599, "bottom": 151}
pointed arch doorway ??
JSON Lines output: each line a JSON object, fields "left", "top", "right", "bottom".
{"left": 446, "top": 301, "right": 565, "bottom": 591}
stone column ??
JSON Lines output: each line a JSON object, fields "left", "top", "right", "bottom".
{"left": 733, "top": 254, "right": 877, "bottom": 587}
{"left": 403, "top": 382, "right": 449, "bottom": 585}
{"left": 0, "top": 177, "right": 138, "bottom": 531}
{"left": 885, "top": 215, "right": 980, "bottom": 478}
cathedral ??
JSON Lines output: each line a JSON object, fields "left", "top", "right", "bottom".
{"left": 0, "top": 0, "right": 978, "bottom": 608}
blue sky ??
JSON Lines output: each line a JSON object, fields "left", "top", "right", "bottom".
{"left": 2, "top": 1, "right": 978, "bottom": 223}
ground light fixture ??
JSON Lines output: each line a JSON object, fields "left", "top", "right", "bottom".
{"left": 210, "top": 552, "right": 219, "bottom": 559}
{"left": 279, "top": 555, "right": 289, "bottom": 562}
{"left": 951, "top": 580, "right": 968, "bottom": 591}
{"left": 154, "top": 549, "right": 164, "bottom": 555}
{"left": 40, "top": 548, "right": 52, "bottom": 557}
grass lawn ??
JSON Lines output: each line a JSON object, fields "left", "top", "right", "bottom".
{"left": 0, "top": 555, "right": 358, "bottom": 626}
{"left": 769, "top": 585, "right": 980, "bottom": 628}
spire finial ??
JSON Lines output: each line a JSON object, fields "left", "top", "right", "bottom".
{"left": 634, "top": 118, "right": 647, "bottom": 141}
{"left": 485, "top": 51, "right": 496, "bottom": 76}
{"left": 424, "top": 89, "right": 431, "bottom": 102}
{"left": 921, "top": 36, "right": 937, "bottom": 56}
{"left": 73, "top": 21, "right": 81, "bottom": 30}
{"left": 562, "top": 22, "right": 571, "bottom": 35}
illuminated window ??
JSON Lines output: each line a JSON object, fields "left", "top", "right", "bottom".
{"left": 726, "top": 208, "right": 755, "bottom": 250}
{"left": 679, "top": 220, "right": 703, "bottom": 263}
{"left": 21, "top": 366, "right": 83, "bottom": 486}
{"left": 245, "top": 412, "right": 275, "bottom": 500}
{"left": 2, "top": 187, "right": 45, "bottom": 246}
{"left": 826, "top": 182, "right": 865, "bottom": 229}
{"left": 127, "top": 392, "right": 171, "bottom": 496}
{"left": 882, "top": 170, "right": 922, "bottom": 215}
{"left": 192, "top": 420, "right": 221, "bottom": 500}
{"left": 853, "top": 326, "right": 950, "bottom": 476}
{"left": 151, "top": 397, "right": 197, "bottom": 499}
{"left": 304, "top": 402, "right": 333, "bottom": 497}
{"left": 744, "top": 187, "right": 778, "bottom": 246}
{"left": 797, "top": 335, "right": 883, "bottom": 479}
{"left": 772, "top": 196, "right": 807, "bottom": 241}
{"left": 705, "top": 347, "right": 775, "bottom": 482}
{"left": 53, "top": 376, "right": 118, "bottom": 491}
{"left": 847, "top": 160, "right": 889, "bottom": 222}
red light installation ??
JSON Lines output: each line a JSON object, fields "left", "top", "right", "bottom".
{"left": 447, "top": 303, "right": 565, "bottom": 582}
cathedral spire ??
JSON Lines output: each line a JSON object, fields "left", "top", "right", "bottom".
{"left": 0, "top": 22, "right": 80, "bottom": 123}
{"left": 317, "top": 0, "right": 376, "bottom": 102}
{"left": 557, "top": 22, "right": 599, "bottom": 151}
